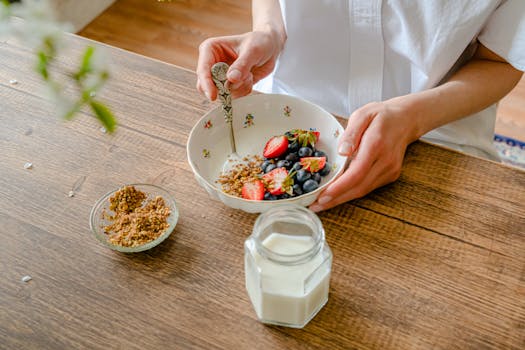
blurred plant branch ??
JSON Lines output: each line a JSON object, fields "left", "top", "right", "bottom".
{"left": 1, "top": 0, "right": 116, "bottom": 132}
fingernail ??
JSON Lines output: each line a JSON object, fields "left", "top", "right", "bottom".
{"left": 204, "top": 90, "right": 211, "bottom": 100}
{"left": 227, "top": 69, "right": 242, "bottom": 81}
{"left": 309, "top": 204, "right": 322, "bottom": 212}
{"left": 338, "top": 141, "right": 353, "bottom": 155}
{"left": 317, "top": 195, "right": 332, "bottom": 205}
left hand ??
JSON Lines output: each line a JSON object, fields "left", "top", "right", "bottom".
{"left": 309, "top": 100, "right": 418, "bottom": 212}
{"left": 309, "top": 43, "right": 524, "bottom": 213}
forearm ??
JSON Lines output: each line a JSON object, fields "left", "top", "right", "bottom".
{"left": 390, "top": 44, "right": 523, "bottom": 142}
{"left": 252, "top": 0, "right": 286, "bottom": 50}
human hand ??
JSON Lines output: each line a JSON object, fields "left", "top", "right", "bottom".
{"left": 309, "top": 100, "right": 419, "bottom": 212}
{"left": 196, "top": 29, "right": 284, "bottom": 101}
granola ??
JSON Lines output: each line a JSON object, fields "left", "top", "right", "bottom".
{"left": 216, "top": 155, "right": 264, "bottom": 197}
{"left": 103, "top": 185, "right": 171, "bottom": 247}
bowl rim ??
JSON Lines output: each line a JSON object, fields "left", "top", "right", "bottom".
{"left": 186, "top": 93, "right": 346, "bottom": 204}
{"left": 89, "top": 183, "right": 179, "bottom": 253}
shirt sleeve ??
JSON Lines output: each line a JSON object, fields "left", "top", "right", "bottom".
{"left": 478, "top": 0, "right": 525, "bottom": 71}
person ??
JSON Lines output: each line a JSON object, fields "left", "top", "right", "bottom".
{"left": 196, "top": 0, "right": 525, "bottom": 212}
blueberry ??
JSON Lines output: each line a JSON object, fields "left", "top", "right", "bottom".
{"left": 293, "top": 184, "right": 303, "bottom": 196}
{"left": 264, "top": 192, "right": 278, "bottom": 200}
{"left": 260, "top": 160, "right": 272, "bottom": 172}
{"left": 288, "top": 141, "right": 300, "bottom": 153}
{"left": 265, "top": 163, "right": 277, "bottom": 173}
{"left": 312, "top": 172, "right": 322, "bottom": 183}
{"left": 314, "top": 150, "right": 327, "bottom": 161}
{"left": 298, "top": 147, "right": 313, "bottom": 157}
{"left": 276, "top": 159, "right": 291, "bottom": 169}
{"left": 285, "top": 152, "right": 299, "bottom": 163}
{"left": 302, "top": 179, "right": 319, "bottom": 193}
{"left": 292, "top": 162, "right": 303, "bottom": 171}
{"left": 279, "top": 193, "right": 291, "bottom": 199}
{"left": 296, "top": 169, "right": 311, "bottom": 184}
{"left": 319, "top": 163, "right": 331, "bottom": 176}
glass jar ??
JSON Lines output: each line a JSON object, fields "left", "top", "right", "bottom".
{"left": 244, "top": 204, "right": 332, "bottom": 328}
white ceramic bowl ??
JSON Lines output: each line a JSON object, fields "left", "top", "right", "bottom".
{"left": 187, "top": 93, "right": 346, "bottom": 213}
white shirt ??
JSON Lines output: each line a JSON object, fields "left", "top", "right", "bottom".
{"left": 254, "top": 0, "right": 525, "bottom": 160}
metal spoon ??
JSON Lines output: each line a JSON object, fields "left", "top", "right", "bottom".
{"left": 211, "top": 62, "right": 242, "bottom": 172}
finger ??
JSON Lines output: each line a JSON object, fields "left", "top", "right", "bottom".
{"left": 229, "top": 73, "right": 254, "bottom": 98}
{"left": 227, "top": 38, "right": 264, "bottom": 84}
{"left": 309, "top": 161, "right": 395, "bottom": 212}
{"left": 327, "top": 133, "right": 379, "bottom": 197}
{"left": 196, "top": 38, "right": 223, "bottom": 100}
{"left": 338, "top": 104, "right": 377, "bottom": 156}
{"left": 310, "top": 132, "right": 381, "bottom": 211}
{"left": 196, "top": 77, "right": 206, "bottom": 97}
{"left": 311, "top": 130, "right": 405, "bottom": 212}
{"left": 309, "top": 155, "right": 376, "bottom": 212}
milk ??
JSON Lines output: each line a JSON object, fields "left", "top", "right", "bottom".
{"left": 245, "top": 232, "right": 332, "bottom": 328}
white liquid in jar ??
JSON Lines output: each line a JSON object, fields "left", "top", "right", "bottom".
{"left": 245, "top": 232, "right": 331, "bottom": 328}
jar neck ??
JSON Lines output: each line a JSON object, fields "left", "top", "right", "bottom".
{"left": 252, "top": 205, "right": 325, "bottom": 266}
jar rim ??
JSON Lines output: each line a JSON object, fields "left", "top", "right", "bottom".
{"left": 253, "top": 205, "right": 325, "bottom": 265}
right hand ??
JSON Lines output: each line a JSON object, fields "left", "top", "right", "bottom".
{"left": 196, "top": 29, "right": 284, "bottom": 100}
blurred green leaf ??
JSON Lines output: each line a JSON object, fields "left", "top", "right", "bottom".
{"left": 3, "top": 0, "right": 118, "bottom": 132}
{"left": 36, "top": 51, "right": 49, "bottom": 80}
{"left": 63, "top": 101, "right": 83, "bottom": 121}
{"left": 90, "top": 100, "right": 116, "bottom": 133}
{"left": 74, "top": 46, "right": 94, "bottom": 81}
{"left": 42, "top": 37, "right": 56, "bottom": 58}
{"left": 99, "top": 70, "right": 109, "bottom": 82}
{"left": 81, "top": 46, "right": 95, "bottom": 70}
{"left": 81, "top": 90, "right": 92, "bottom": 102}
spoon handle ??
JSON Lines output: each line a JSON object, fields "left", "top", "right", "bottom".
{"left": 211, "top": 62, "right": 236, "bottom": 154}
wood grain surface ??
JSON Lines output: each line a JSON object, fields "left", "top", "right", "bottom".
{"left": 78, "top": 0, "right": 252, "bottom": 71}
{"left": 1, "top": 30, "right": 524, "bottom": 350}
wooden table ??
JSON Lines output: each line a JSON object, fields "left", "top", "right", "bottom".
{"left": 1, "top": 31, "right": 524, "bottom": 350}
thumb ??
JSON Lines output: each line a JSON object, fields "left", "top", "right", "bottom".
{"left": 338, "top": 107, "right": 374, "bottom": 156}
{"left": 227, "top": 45, "right": 261, "bottom": 84}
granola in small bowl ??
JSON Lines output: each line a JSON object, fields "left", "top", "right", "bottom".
{"left": 90, "top": 184, "right": 179, "bottom": 252}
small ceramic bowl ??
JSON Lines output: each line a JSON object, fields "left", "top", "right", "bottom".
{"left": 187, "top": 93, "right": 347, "bottom": 213}
{"left": 89, "top": 184, "right": 179, "bottom": 253}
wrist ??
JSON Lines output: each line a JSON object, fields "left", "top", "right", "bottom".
{"left": 252, "top": 0, "right": 286, "bottom": 52}
{"left": 384, "top": 95, "right": 426, "bottom": 144}
{"left": 253, "top": 23, "right": 287, "bottom": 52}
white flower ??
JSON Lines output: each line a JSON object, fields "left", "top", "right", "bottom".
{"left": 44, "top": 83, "right": 77, "bottom": 119}
{"left": 6, "top": 0, "right": 71, "bottom": 49}
{"left": 11, "top": 0, "right": 57, "bottom": 22}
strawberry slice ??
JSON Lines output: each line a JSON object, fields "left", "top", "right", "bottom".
{"left": 312, "top": 131, "right": 320, "bottom": 143}
{"left": 241, "top": 180, "right": 265, "bottom": 200}
{"left": 263, "top": 135, "right": 289, "bottom": 158}
{"left": 300, "top": 157, "right": 326, "bottom": 172}
{"left": 262, "top": 167, "right": 294, "bottom": 195}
